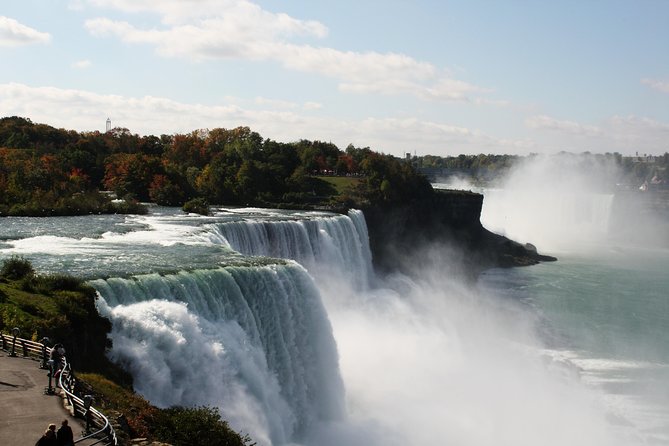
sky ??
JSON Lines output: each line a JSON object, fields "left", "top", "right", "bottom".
{"left": 0, "top": 0, "right": 668, "bottom": 157}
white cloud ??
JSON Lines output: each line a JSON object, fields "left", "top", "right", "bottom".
{"left": 526, "top": 115, "right": 602, "bottom": 137}
{"left": 526, "top": 113, "right": 669, "bottom": 154}
{"left": 72, "top": 59, "right": 92, "bottom": 69}
{"left": 82, "top": 1, "right": 487, "bottom": 103}
{"left": 0, "top": 83, "right": 531, "bottom": 156}
{"left": 0, "top": 16, "right": 51, "bottom": 47}
{"left": 641, "top": 78, "right": 669, "bottom": 94}
{"left": 303, "top": 102, "right": 322, "bottom": 111}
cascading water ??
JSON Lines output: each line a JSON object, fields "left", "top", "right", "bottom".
{"left": 481, "top": 189, "right": 615, "bottom": 252}
{"left": 92, "top": 263, "right": 345, "bottom": 445}
{"left": 1, "top": 205, "right": 642, "bottom": 446}
{"left": 203, "top": 209, "right": 374, "bottom": 289}
{"left": 78, "top": 208, "right": 374, "bottom": 446}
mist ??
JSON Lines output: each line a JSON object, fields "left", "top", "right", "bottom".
{"left": 307, "top": 241, "right": 627, "bottom": 446}
{"left": 476, "top": 154, "right": 667, "bottom": 253}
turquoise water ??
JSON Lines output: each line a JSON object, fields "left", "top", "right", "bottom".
{"left": 479, "top": 242, "right": 669, "bottom": 444}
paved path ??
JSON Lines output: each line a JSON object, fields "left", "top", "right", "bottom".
{"left": 0, "top": 349, "right": 90, "bottom": 446}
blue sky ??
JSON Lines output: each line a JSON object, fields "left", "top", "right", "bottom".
{"left": 1, "top": 0, "right": 668, "bottom": 156}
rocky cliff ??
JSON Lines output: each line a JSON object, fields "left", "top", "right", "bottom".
{"left": 361, "top": 189, "right": 556, "bottom": 277}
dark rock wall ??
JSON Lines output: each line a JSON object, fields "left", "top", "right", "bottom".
{"left": 361, "top": 189, "right": 555, "bottom": 277}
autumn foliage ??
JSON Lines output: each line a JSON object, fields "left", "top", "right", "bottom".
{"left": 0, "top": 116, "right": 433, "bottom": 215}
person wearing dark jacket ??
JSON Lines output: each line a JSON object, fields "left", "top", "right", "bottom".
{"left": 35, "top": 424, "right": 57, "bottom": 446}
{"left": 56, "top": 420, "right": 74, "bottom": 446}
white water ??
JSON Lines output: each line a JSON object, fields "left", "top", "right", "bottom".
{"left": 92, "top": 264, "right": 343, "bottom": 445}
{"left": 0, "top": 201, "right": 646, "bottom": 445}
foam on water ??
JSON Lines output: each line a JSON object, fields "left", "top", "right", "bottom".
{"left": 93, "top": 263, "right": 344, "bottom": 445}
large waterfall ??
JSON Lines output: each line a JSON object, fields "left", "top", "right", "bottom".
{"left": 481, "top": 189, "right": 615, "bottom": 253}
{"left": 88, "top": 209, "right": 373, "bottom": 445}
{"left": 0, "top": 205, "right": 641, "bottom": 446}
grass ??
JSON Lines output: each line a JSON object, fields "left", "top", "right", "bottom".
{"left": 76, "top": 373, "right": 157, "bottom": 438}
{"left": 315, "top": 175, "right": 361, "bottom": 196}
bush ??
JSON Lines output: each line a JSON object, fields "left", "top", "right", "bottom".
{"left": 0, "top": 256, "right": 35, "bottom": 280}
{"left": 183, "top": 198, "right": 209, "bottom": 216}
{"left": 111, "top": 199, "right": 148, "bottom": 215}
{"left": 34, "top": 274, "right": 86, "bottom": 294}
{"left": 152, "top": 406, "right": 253, "bottom": 446}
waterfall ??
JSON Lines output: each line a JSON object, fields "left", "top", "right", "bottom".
{"left": 203, "top": 209, "right": 374, "bottom": 289}
{"left": 91, "top": 262, "right": 345, "bottom": 446}
{"left": 481, "top": 189, "right": 615, "bottom": 252}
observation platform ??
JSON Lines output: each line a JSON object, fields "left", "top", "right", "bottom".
{"left": 0, "top": 349, "right": 91, "bottom": 446}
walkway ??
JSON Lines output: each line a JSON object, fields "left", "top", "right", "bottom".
{"left": 0, "top": 349, "right": 90, "bottom": 446}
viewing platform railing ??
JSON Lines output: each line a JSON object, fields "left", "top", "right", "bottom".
{"left": 0, "top": 332, "right": 118, "bottom": 446}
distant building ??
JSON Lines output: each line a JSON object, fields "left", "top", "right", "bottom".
{"left": 106, "top": 117, "right": 111, "bottom": 132}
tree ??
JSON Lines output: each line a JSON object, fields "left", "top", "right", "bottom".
{"left": 149, "top": 174, "right": 185, "bottom": 206}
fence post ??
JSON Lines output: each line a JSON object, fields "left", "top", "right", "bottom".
{"left": 9, "top": 327, "right": 20, "bottom": 357}
{"left": 84, "top": 395, "right": 93, "bottom": 433}
{"left": 45, "top": 360, "right": 56, "bottom": 395}
{"left": 40, "top": 337, "right": 50, "bottom": 369}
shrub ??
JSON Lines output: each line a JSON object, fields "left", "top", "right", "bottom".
{"left": 112, "top": 199, "right": 148, "bottom": 215}
{"left": 183, "top": 198, "right": 209, "bottom": 216}
{"left": 152, "top": 406, "right": 253, "bottom": 446}
{"left": 0, "top": 256, "right": 35, "bottom": 280}
{"left": 33, "top": 274, "right": 86, "bottom": 294}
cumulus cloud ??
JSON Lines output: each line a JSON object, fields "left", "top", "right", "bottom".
{"left": 81, "top": 0, "right": 487, "bottom": 103}
{"left": 641, "top": 78, "right": 669, "bottom": 94}
{"left": 0, "top": 16, "right": 51, "bottom": 47}
{"left": 0, "top": 82, "right": 529, "bottom": 155}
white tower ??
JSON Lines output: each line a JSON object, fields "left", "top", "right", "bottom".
{"left": 106, "top": 117, "right": 112, "bottom": 132}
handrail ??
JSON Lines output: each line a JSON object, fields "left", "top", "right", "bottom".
{"left": 58, "top": 357, "right": 117, "bottom": 446}
{"left": 0, "top": 332, "right": 50, "bottom": 365}
{"left": 0, "top": 333, "right": 118, "bottom": 445}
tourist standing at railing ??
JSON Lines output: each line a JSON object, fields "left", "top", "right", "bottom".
{"left": 56, "top": 419, "right": 74, "bottom": 446}
{"left": 49, "top": 343, "right": 65, "bottom": 375}
{"left": 49, "top": 343, "right": 65, "bottom": 365}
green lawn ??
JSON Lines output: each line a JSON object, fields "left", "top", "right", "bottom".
{"left": 315, "top": 176, "right": 361, "bottom": 196}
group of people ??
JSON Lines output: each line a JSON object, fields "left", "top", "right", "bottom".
{"left": 35, "top": 420, "right": 73, "bottom": 446}
{"left": 35, "top": 343, "right": 73, "bottom": 445}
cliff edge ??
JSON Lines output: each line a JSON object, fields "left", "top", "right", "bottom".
{"left": 361, "top": 189, "right": 556, "bottom": 277}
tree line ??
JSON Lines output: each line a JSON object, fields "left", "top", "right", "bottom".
{"left": 0, "top": 116, "right": 432, "bottom": 216}
{"left": 414, "top": 151, "right": 669, "bottom": 188}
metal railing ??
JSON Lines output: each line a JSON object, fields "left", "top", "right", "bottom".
{"left": 1, "top": 332, "right": 118, "bottom": 445}
{"left": 58, "top": 357, "right": 118, "bottom": 446}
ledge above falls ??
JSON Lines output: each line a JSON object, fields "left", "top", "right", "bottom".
{"left": 360, "top": 189, "right": 556, "bottom": 278}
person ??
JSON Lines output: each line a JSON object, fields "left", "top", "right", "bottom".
{"left": 35, "top": 424, "right": 57, "bottom": 446}
{"left": 56, "top": 420, "right": 74, "bottom": 446}
{"left": 49, "top": 344, "right": 63, "bottom": 366}
{"left": 49, "top": 344, "right": 66, "bottom": 379}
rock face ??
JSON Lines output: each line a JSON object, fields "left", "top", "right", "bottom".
{"left": 361, "top": 189, "right": 556, "bottom": 277}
